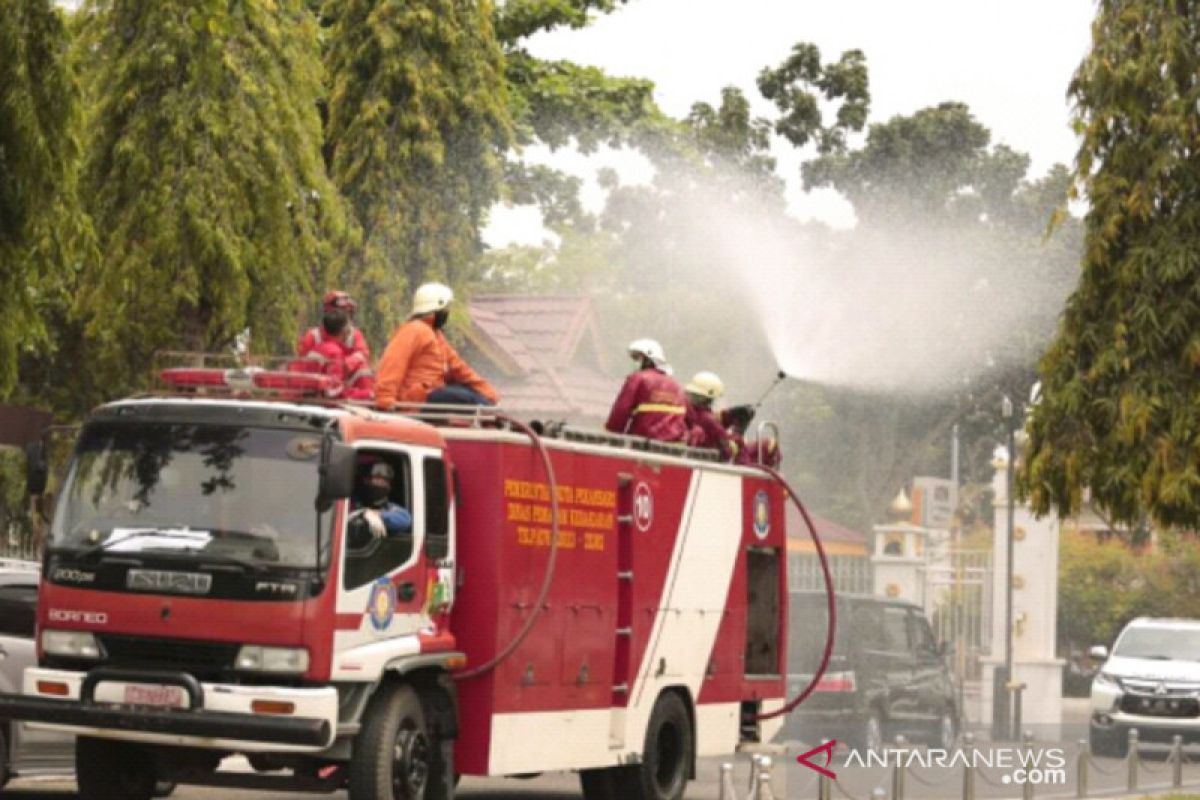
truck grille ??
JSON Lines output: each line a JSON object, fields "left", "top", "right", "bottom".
{"left": 97, "top": 635, "right": 239, "bottom": 679}
{"left": 1120, "top": 694, "right": 1200, "bottom": 718}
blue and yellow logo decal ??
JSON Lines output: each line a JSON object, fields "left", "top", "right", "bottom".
{"left": 368, "top": 577, "right": 396, "bottom": 631}
{"left": 753, "top": 490, "right": 771, "bottom": 540}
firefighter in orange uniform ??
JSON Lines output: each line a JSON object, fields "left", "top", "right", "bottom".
{"left": 684, "top": 371, "right": 739, "bottom": 461}
{"left": 297, "top": 290, "right": 374, "bottom": 399}
{"left": 374, "top": 282, "right": 499, "bottom": 408}
{"left": 605, "top": 339, "right": 688, "bottom": 442}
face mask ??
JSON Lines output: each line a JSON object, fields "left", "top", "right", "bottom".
{"left": 433, "top": 309, "right": 450, "bottom": 330}
{"left": 323, "top": 310, "right": 349, "bottom": 335}
{"left": 365, "top": 483, "right": 390, "bottom": 505}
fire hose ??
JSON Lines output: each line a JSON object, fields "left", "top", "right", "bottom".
{"left": 452, "top": 412, "right": 561, "bottom": 681}
{"left": 753, "top": 463, "right": 837, "bottom": 722}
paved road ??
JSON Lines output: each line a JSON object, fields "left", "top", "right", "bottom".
{"left": 6, "top": 747, "right": 1200, "bottom": 800}
{"left": 7, "top": 700, "right": 1200, "bottom": 800}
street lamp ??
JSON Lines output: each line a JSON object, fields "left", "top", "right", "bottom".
{"left": 1000, "top": 395, "right": 1018, "bottom": 739}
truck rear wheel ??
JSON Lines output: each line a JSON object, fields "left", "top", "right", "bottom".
{"left": 349, "top": 682, "right": 453, "bottom": 800}
{"left": 76, "top": 736, "right": 157, "bottom": 800}
{"left": 581, "top": 692, "right": 692, "bottom": 800}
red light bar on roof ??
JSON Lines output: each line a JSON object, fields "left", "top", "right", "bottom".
{"left": 159, "top": 367, "right": 339, "bottom": 397}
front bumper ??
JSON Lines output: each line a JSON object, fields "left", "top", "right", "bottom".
{"left": 1091, "top": 683, "right": 1200, "bottom": 739}
{"left": 0, "top": 667, "right": 337, "bottom": 752}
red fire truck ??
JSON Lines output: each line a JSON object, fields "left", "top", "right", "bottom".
{"left": 0, "top": 367, "right": 790, "bottom": 799}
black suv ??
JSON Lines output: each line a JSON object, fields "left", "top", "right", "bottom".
{"left": 782, "top": 592, "right": 959, "bottom": 751}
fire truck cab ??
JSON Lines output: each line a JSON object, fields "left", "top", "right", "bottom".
{"left": 0, "top": 370, "right": 788, "bottom": 800}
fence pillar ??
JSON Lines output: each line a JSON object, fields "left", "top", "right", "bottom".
{"left": 1173, "top": 734, "right": 1183, "bottom": 789}
{"left": 962, "top": 732, "right": 976, "bottom": 800}
{"left": 890, "top": 735, "right": 906, "bottom": 800}
{"left": 747, "top": 754, "right": 764, "bottom": 797}
{"left": 818, "top": 773, "right": 832, "bottom": 800}
{"left": 719, "top": 762, "right": 735, "bottom": 800}
{"left": 1075, "top": 739, "right": 1088, "bottom": 799}
{"left": 1126, "top": 729, "right": 1139, "bottom": 793}
{"left": 1022, "top": 731, "right": 1035, "bottom": 800}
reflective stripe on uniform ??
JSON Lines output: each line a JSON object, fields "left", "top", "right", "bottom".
{"left": 632, "top": 403, "right": 686, "bottom": 416}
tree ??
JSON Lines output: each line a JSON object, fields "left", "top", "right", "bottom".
{"left": 71, "top": 0, "right": 348, "bottom": 398}
{"left": 1023, "top": 1, "right": 1200, "bottom": 529}
{"left": 0, "top": 0, "right": 86, "bottom": 398}
{"left": 324, "top": 0, "right": 511, "bottom": 347}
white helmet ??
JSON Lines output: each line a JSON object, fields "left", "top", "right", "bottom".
{"left": 686, "top": 371, "right": 725, "bottom": 401}
{"left": 628, "top": 338, "right": 669, "bottom": 371}
{"left": 412, "top": 282, "right": 454, "bottom": 316}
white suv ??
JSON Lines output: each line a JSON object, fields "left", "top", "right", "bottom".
{"left": 1089, "top": 617, "right": 1200, "bottom": 757}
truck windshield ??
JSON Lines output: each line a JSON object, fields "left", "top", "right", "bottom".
{"left": 1114, "top": 627, "right": 1200, "bottom": 661}
{"left": 50, "top": 422, "right": 330, "bottom": 569}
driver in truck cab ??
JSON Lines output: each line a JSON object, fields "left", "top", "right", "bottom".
{"left": 347, "top": 459, "right": 411, "bottom": 549}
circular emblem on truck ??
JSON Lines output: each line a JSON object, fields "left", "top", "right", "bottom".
{"left": 368, "top": 578, "right": 396, "bottom": 631}
{"left": 633, "top": 482, "right": 654, "bottom": 532}
{"left": 753, "top": 490, "right": 771, "bottom": 540}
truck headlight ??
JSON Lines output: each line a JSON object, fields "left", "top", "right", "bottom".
{"left": 41, "top": 630, "right": 101, "bottom": 659}
{"left": 1094, "top": 671, "right": 1120, "bottom": 689}
{"left": 235, "top": 645, "right": 309, "bottom": 674}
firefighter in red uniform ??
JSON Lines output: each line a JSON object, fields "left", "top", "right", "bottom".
{"left": 605, "top": 339, "right": 688, "bottom": 442}
{"left": 724, "top": 405, "right": 782, "bottom": 468}
{"left": 684, "top": 371, "right": 739, "bottom": 461}
{"left": 297, "top": 290, "right": 375, "bottom": 399}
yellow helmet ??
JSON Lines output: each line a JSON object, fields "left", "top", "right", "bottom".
{"left": 412, "top": 282, "right": 454, "bottom": 316}
{"left": 686, "top": 371, "right": 725, "bottom": 401}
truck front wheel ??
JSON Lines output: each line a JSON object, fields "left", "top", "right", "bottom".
{"left": 350, "top": 682, "right": 453, "bottom": 800}
{"left": 76, "top": 736, "right": 157, "bottom": 800}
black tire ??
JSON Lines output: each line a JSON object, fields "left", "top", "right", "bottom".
{"left": 930, "top": 709, "right": 957, "bottom": 750}
{"left": 0, "top": 725, "right": 9, "bottom": 789}
{"left": 1089, "top": 725, "right": 1129, "bottom": 759}
{"left": 623, "top": 692, "right": 694, "bottom": 800}
{"left": 851, "top": 711, "right": 884, "bottom": 753}
{"left": 580, "top": 693, "right": 693, "bottom": 800}
{"left": 349, "top": 682, "right": 453, "bottom": 800}
{"left": 76, "top": 736, "right": 157, "bottom": 800}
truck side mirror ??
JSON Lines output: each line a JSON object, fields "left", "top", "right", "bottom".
{"left": 25, "top": 441, "right": 48, "bottom": 497}
{"left": 317, "top": 442, "right": 356, "bottom": 512}
{"left": 1088, "top": 644, "right": 1109, "bottom": 661}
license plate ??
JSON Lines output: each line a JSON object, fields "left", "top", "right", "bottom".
{"left": 122, "top": 683, "right": 187, "bottom": 708}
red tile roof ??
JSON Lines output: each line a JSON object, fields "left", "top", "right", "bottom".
{"left": 464, "top": 295, "right": 618, "bottom": 423}
{"left": 786, "top": 505, "right": 868, "bottom": 546}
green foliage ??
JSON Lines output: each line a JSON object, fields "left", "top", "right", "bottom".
{"left": 494, "top": 0, "right": 627, "bottom": 43}
{"left": 0, "top": 0, "right": 87, "bottom": 398}
{"left": 1059, "top": 531, "right": 1200, "bottom": 651}
{"left": 504, "top": 52, "right": 664, "bottom": 153}
{"left": 324, "top": 0, "right": 511, "bottom": 348}
{"left": 757, "top": 43, "right": 869, "bottom": 154}
{"left": 72, "top": 0, "right": 348, "bottom": 398}
{"left": 1058, "top": 531, "right": 1144, "bottom": 649}
{"left": 0, "top": 447, "right": 25, "bottom": 523}
{"left": 1024, "top": 1, "right": 1200, "bottom": 529}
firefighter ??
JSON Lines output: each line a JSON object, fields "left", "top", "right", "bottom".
{"left": 684, "top": 371, "right": 738, "bottom": 461}
{"left": 374, "top": 282, "right": 499, "bottom": 409}
{"left": 296, "top": 290, "right": 375, "bottom": 399}
{"left": 347, "top": 460, "right": 412, "bottom": 549}
{"left": 724, "top": 404, "right": 782, "bottom": 468}
{"left": 605, "top": 339, "right": 688, "bottom": 442}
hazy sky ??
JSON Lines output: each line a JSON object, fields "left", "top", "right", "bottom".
{"left": 485, "top": 0, "right": 1097, "bottom": 244}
